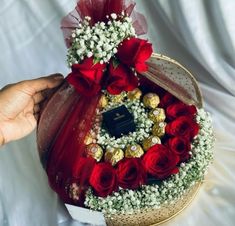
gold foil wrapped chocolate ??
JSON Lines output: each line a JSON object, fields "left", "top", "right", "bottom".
{"left": 110, "top": 92, "right": 125, "bottom": 103}
{"left": 125, "top": 144, "right": 144, "bottom": 158}
{"left": 85, "top": 144, "right": 103, "bottom": 162}
{"left": 143, "top": 93, "right": 160, "bottom": 109}
{"left": 127, "top": 88, "right": 142, "bottom": 100}
{"left": 152, "top": 122, "right": 167, "bottom": 137}
{"left": 148, "top": 108, "right": 166, "bottom": 122}
{"left": 99, "top": 95, "right": 108, "bottom": 108}
{"left": 104, "top": 148, "right": 124, "bottom": 166}
{"left": 142, "top": 135, "right": 161, "bottom": 151}
{"left": 84, "top": 133, "right": 93, "bottom": 145}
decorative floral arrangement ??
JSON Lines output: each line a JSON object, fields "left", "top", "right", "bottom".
{"left": 38, "top": 0, "right": 215, "bottom": 224}
{"left": 84, "top": 107, "right": 214, "bottom": 214}
{"left": 65, "top": 4, "right": 152, "bottom": 97}
{"left": 67, "top": 87, "right": 214, "bottom": 208}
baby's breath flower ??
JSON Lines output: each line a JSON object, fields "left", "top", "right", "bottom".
{"left": 67, "top": 15, "right": 136, "bottom": 66}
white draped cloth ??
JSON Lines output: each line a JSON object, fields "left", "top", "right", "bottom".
{"left": 0, "top": 0, "right": 235, "bottom": 225}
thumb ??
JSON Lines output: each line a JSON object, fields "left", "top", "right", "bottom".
{"left": 21, "top": 74, "right": 64, "bottom": 94}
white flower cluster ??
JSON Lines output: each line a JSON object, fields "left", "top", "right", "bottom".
{"left": 67, "top": 13, "right": 136, "bottom": 66}
{"left": 97, "top": 98, "right": 153, "bottom": 150}
{"left": 84, "top": 109, "right": 215, "bottom": 215}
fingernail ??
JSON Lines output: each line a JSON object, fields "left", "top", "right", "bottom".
{"left": 52, "top": 74, "right": 64, "bottom": 80}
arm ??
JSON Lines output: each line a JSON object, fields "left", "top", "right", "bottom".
{"left": 0, "top": 74, "right": 63, "bottom": 147}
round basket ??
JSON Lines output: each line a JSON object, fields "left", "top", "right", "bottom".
{"left": 105, "top": 182, "right": 200, "bottom": 226}
{"left": 37, "top": 54, "right": 205, "bottom": 226}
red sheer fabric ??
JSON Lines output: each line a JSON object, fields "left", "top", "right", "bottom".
{"left": 61, "top": 0, "right": 147, "bottom": 47}
{"left": 38, "top": 81, "right": 100, "bottom": 204}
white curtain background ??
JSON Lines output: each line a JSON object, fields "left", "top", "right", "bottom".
{"left": 0, "top": 0, "right": 235, "bottom": 225}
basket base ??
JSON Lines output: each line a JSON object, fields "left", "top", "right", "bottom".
{"left": 105, "top": 183, "right": 201, "bottom": 226}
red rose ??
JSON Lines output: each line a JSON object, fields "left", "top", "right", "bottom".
{"left": 159, "top": 93, "right": 179, "bottom": 108}
{"left": 117, "top": 37, "right": 153, "bottom": 73}
{"left": 66, "top": 58, "right": 106, "bottom": 96}
{"left": 167, "top": 137, "right": 191, "bottom": 163}
{"left": 142, "top": 144, "right": 179, "bottom": 180}
{"left": 166, "top": 116, "right": 199, "bottom": 139}
{"left": 106, "top": 61, "right": 139, "bottom": 95}
{"left": 89, "top": 163, "right": 117, "bottom": 197}
{"left": 166, "top": 102, "right": 197, "bottom": 120}
{"left": 117, "top": 158, "right": 146, "bottom": 190}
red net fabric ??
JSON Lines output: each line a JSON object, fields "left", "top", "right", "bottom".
{"left": 61, "top": 0, "right": 147, "bottom": 47}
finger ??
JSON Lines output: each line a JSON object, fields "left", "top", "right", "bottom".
{"left": 33, "top": 105, "right": 40, "bottom": 114}
{"left": 18, "top": 74, "right": 64, "bottom": 95}
{"left": 33, "top": 92, "right": 45, "bottom": 104}
{"left": 30, "top": 74, "right": 64, "bottom": 92}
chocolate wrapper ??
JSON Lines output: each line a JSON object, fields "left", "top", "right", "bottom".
{"left": 143, "top": 93, "right": 160, "bottom": 109}
{"left": 148, "top": 108, "right": 166, "bottom": 122}
{"left": 125, "top": 144, "right": 144, "bottom": 158}
{"left": 105, "top": 148, "right": 124, "bottom": 166}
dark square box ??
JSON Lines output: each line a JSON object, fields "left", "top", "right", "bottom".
{"left": 102, "top": 105, "right": 136, "bottom": 138}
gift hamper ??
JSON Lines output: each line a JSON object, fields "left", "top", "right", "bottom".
{"left": 37, "top": 1, "right": 215, "bottom": 225}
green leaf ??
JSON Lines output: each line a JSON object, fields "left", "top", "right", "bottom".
{"left": 93, "top": 58, "right": 100, "bottom": 65}
{"left": 112, "top": 58, "right": 120, "bottom": 69}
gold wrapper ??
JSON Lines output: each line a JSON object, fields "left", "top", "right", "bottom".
{"left": 142, "top": 135, "right": 161, "bottom": 151}
{"left": 152, "top": 122, "right": 167, "bottom": 137}
{"left": 127, "top": 88, "right": 142, "bottom": 100}
{"left": 110, "top": 92, "right": 125, "bottom": 103}
{"left": 85, "top": 144, "right": 103, "bottom": 162}
{"left": 148, "top": 108, "right": 166, "bottom": 122}
{"left": 105, "top": 148, "right": 124, "bottom": 166}
{"left": 84, "top": 133, "right": 93, "bottom": 145}
{"left": 143, "top": 93, "right": 160, "bottom": 109}
{"left": 99, "top": 95, "right": 108, "bottom": 108}
{"left": 125, "top": 144, "right": 144, "bottom": 158}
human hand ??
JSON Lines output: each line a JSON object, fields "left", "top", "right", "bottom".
{"left": 0, "top": 74, "right": 64, "bottom": 146}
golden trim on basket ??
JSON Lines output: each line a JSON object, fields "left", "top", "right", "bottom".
{"left": 105, "top": 182, "right": 201, "bottom": 226}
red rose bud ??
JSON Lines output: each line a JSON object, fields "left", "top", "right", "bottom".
{"left": 117, "top": 37, "right": 153, "bottom": 73}
{"left": 66, "top": 57, "right": 106, "bottom": 96}
{"left": 117, "top": 158, "right": 146, "bottom": 190}
{"left": 142, "top": 144, "right": 179, "bottom": 180}
{"left": 166, "top": 102, "right": 197, "bottom": 120}
{"left": 167, "top": 137, "right": 191, "bottom": 163}
{"left": 89, "top": 163, "right": 117, "bottom": 197}
{"left": 166, "top": 116, "right": 200, "bottom": 140}
{"left": 159, "top": 93, "right": 179, "bottom": 108}
{"left": 106, "top": 61, "right": 139, "bottom": 95}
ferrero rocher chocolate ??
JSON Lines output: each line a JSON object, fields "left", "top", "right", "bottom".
{"left": 143, "top": 93, "right": 160, "bottom": 109}
{"left": 85, "top": 144, "right": 103, "bottom": 162}
{"left": 104, "top": 148, "right": 124, "bottom": 166}
{"left": 148, "top": 108, "right": 166, "bottom": 122}
{"left": 152, "top": 122, "right": 167, "bottom": 137}
{"left": 99, "top": 95, "right": 108, "bottom": 108}
{"left": 125, "top": 144, "right": 144, "bottom": 158}
{"left": 110, "top": 92, "right": 125, "bottom": 103}
{"left": 84, "top": 133, "right": 93, "bottom": 145}
{"left": 142, "top": 135, "right": 161, "bottom": 151}
{"left": 127, "top": 88, "right": 142, "bottom": 100}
